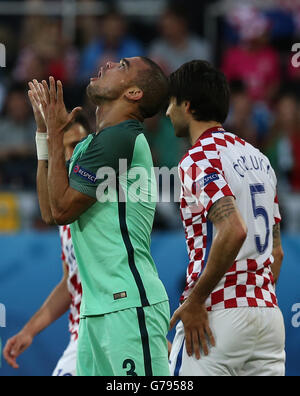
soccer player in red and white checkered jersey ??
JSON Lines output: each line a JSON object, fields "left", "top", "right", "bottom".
{"left": 167, "top": 60, "right": 285, "bottom": 376}
{"left": 3, "top": 82, "right": 88, "bottom": 376}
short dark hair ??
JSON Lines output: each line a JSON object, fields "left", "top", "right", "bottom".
{"left": 133, "top": 57, "right": 169, "bottom": 119}
{"left": 169, "top": 60, "right": 230, "bottom": 123}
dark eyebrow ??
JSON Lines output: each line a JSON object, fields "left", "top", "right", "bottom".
{"left": 121, "top": 58, "right": 130, "bottom": 69}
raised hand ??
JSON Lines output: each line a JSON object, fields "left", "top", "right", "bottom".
{"left": 42, "top": 77, "right": 82, "bottom": 138}
{"left": 28, "top": 79, "right": 47, "bottom": 133}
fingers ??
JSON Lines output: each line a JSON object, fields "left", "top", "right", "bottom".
{"left": 49, "top": 76, "right": 56, "bottom": 104}
{"left": 28, "top": 83, "right": 40, "bottom": 108}
{"left": 169, "top": 311, "right": 179, "bottom": 331}
{"left": 205, "top": 323, "right": 216, "bottom": 348}
{"left": 42, "top": 80, "right": 50, "bottom": 104}
{"left": 32, "top": 80, "right": 44, "bottom": 105}
{"left": 69, "top": 106, "right": 83, "bottom": 122}
{"left": 198, "top": 328, "right": 209, "bottom": 357}
{"left": 57, "top": 80, "right": 64, "bottom": 104}
{"left": 192, "top": 330, "right": 200, "bottom": 360}
{"left": 184, "top": 329, "right": 193, "bottom": 357}
{"left": 3, "top": 338, "right": 19, "bottom": 369}
{"left": 28, "top": 89, "right": 37, "bottom": 109}
{"left": 29, "top": 77, "right": 61, "bottom": 106}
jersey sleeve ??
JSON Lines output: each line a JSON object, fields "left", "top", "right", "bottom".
{"left": 179, "top": 150, "right": 235, "bottom": 217}
{"left": 69, "top": 126, "right": 137, "bottom": 199}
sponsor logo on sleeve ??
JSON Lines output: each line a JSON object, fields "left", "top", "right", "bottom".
{"left": 73, "top": 164, "right": 97, "bottom": 184}
{"left": 192, "top": 172, "right": 219, "bottom": 194}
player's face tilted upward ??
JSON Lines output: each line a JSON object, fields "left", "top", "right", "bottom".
{"left": 87, "top": 57, "right": 147, "bottom": 105}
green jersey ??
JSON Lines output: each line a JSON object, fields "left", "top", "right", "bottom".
{"left": 68, "top": 120, "right": 168, "bottom": 316}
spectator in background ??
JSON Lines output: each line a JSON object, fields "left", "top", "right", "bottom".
{"left": 14, "top": 18, "right": 79, "bottom": 84}
{"left": 264, "top": 90, "right": 300, "bottom": 193}
{"left": 79, "top": 9, "right": 144, "bottom": 82}
{"left": 148, "top": 3, "right": 211, "bottom": 74}
{"left": 222, "top": 5, "right": 281, "bottom": 104}
{"left": 225, "top": 80, "right": 272, "bottom": 149}
{"left": 0, "top": 84, "right": 36, "bottom": 189}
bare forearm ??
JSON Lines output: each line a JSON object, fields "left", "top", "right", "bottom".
{"left": 48, "top": 136, "right": 70, "bottom": 219}
{"left": 271, "top": 223, "right": 284, "bottom": 284}
{"left": 37, "top": 160, "right": 55, "bottom": 225}
{"left": 22, "top": 281, "right": 71, "bottom": 338}
{"left": 189, "top": 228, "right": 246, "bottom": 304}
{"left": 271, "top": 253, "right": 283, "bottom": 284}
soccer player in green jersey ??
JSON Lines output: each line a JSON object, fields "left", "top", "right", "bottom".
{"left": 36, "top": 57, "right": 170, "bottom": 376}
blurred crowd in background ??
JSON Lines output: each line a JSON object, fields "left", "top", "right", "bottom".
{"left": 0, "top": 0, "right": 300, "bottom": 232}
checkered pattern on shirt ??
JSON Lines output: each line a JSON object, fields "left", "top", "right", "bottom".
{"left": 60, "top": 225, "right": 82, "bottom": 341}
{"left": 179, "top": 128, "right": 279, "bottom": 311}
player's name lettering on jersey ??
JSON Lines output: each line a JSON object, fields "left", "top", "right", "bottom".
{"left": 233, "top": 155, "right": 271, "bottom": 178}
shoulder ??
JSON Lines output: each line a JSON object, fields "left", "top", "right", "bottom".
{"left": 179, "top": 144, "right": 221, "bottom": 182}
{"left": 95, "top": 121, "right": 143, "bottom": 145}
{"left": 92, "top": 121, "right": 144, "bottom": 162}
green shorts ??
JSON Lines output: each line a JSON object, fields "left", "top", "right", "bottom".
{"left": 76, "top": 301, "right": 170, "bottom": 376}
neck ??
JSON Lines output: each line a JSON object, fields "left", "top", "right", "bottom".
{"left": 95, "top": 102, "right": 143, "bottom": 133}
{"left": 189, "top": 120, "right": 222, "bottom": 145}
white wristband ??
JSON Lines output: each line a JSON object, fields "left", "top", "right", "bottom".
{"left": 35, "top": 132, "right": 48, "bottom": 160}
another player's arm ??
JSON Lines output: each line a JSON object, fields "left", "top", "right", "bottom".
{"left": 191, "top": 196, "right": 247, "bottom": 302}
{"left": 3, "top": 263, "right": 71, "bottom": 369}
{"left": 271, "top": 223, "right": 284, "bottom": 284}
{"left": 170, "top": 196, "right": 247, "bottom": 359}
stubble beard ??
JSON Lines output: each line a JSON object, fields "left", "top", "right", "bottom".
{"left": 86, "top": 83, "right": 121, "bottom": 106}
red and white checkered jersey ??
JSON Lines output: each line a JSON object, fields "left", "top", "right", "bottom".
{"left": 179, "top": 126, "right": 281, "bottom": 311}
{"left": 59, "top": 225, "right": 82, "bottom": 340}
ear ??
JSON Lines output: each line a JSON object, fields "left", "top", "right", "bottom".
{"left": 124, "top": 86, "right": 143, "bottom": 102}
{"left": 183, "top": 101, "right": 191, "bottom": 114}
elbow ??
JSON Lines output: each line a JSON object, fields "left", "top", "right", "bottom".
{"left": 52, "top": 208, "right": 76, "bottom": 226}
{"left": 233, "top": 220, "right": 248, "bottom": 244}
{"left": 41, "top": 213, "right": 56, "bottom": 226}
{"left": 279, "top": 248, "right": 284, "bottom": 262}
{"left": 230, "top": 223, "right": 248, "bottom": 248}
{"left": 238, "top": 225, "right": 248, "bottom": 245}
{"left": 274, "top": 246, "right": 284, "bottom": 263}
{"left": 52, "top": 209, "right": 69, "bottom": 226}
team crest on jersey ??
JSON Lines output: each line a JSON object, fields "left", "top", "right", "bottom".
{"left": 73, "top": 164, "right": 97, "bottom": 184}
